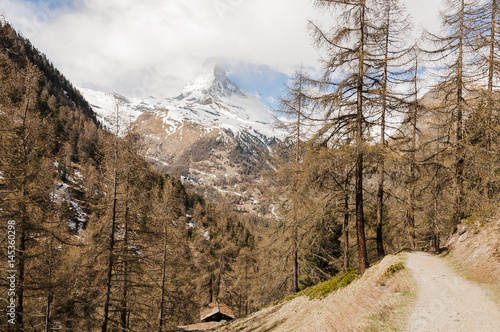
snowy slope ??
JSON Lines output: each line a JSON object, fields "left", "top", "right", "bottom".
{"left": 78, "top": 65, "right": 283, "bottom": 139}
{"left": 78, "top": 87, "right": 160, "bottom": 133}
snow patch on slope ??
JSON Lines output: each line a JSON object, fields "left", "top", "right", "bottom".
{"left": 50, "top": 182, "right": 87, "bottom": 232}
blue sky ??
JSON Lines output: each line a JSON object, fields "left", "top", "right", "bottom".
{"left": 1, "top": 0, "right": 442, "bottom": 109}
{"left": 226, "top": 63, "right": 290, "bottom": 109}
{"left": 21, "top": 0, "right": 62, "bottom": 4}
{"left": 17, "top": 0, "right": 74, "bottom": 11}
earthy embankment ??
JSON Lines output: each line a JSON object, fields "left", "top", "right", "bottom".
{"left": 215, "top": 254, "right": 414, "bottom": 332}
{"left": 445, "top": 217, "right": 500, "bottom": 303}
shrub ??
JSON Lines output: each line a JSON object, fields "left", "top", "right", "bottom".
{"left": 262, "top": 268, "right": 360, "bottom": 309}
{"left": 383, "top": 262, "right": 405, "bottom": 278}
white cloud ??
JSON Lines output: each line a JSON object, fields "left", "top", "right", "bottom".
{"left": 403, "top": 0, "right": 442, "bottom": 37}
{"left": 0, "top": 0, "right": 443, "bottom": 99}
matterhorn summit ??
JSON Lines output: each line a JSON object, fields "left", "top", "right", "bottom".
{"left": 79, "top": 63, "right": 280, "bottom": 139}
{"left": 161, "top": 64, "right": 279, "bottom": 137}
{"left": 78, "top": 63, "right": 282, "bottom": 179}
{"left": 179, "top": 64, "right": 245, "bottom": 100}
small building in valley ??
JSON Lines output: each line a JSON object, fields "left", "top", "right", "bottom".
{"left": 177, "top": 302, "right": 235, "bottom": 331}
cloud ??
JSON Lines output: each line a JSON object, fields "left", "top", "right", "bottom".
{"left": 403, "top": 0, "right": 442, "bottom": 37}
{"left": 1, "top": 0, "right": 327, "bottom": 98}
{"left": 0, "top": 0, "right": 443, "bottom": 100}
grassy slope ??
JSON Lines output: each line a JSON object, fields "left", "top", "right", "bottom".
{"left": 215, "top": 254, "right": 416, "bottom": 332}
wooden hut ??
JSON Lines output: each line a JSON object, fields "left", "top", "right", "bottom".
{"left": 177, "top": 302, "right": 235, "bottom": 331}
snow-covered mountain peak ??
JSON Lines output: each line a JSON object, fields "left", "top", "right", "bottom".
{"left": 78, "top": 63, "right": 285, "bottom": 139}
{"left": 179, "top": 63, "right": 244, "bottom": 101}
{"left": 213, "top": 63, "right": 226, "bottom": 79}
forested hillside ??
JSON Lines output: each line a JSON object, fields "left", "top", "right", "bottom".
{"left": 0, "top": 21, "right": 262, "bottom": 331}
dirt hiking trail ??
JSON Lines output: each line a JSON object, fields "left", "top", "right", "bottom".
{"left": 406, "top": 251, "right": 500, "bottom": 331}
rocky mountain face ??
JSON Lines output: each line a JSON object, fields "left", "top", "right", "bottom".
{"left": 79, "top": 65, "right": 284, "bottom": 210}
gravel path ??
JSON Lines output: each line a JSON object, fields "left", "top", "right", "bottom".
{"left": 406, "top": 252, "right": 500, "bottom": 331}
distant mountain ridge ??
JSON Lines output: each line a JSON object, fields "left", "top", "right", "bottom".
{"left": 79, "top": 65, "right": 283, "bottom": 206}
{"left": 79, "top": 64, "right": 282, "bottom": 139}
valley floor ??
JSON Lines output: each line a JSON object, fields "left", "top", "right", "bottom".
{"left": 406, "top": 252, "right": 500, "bottom": 331}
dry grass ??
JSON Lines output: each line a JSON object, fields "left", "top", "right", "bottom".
{"left": 443, "top": 215, "right": 500, "bottom": 306}
{"left": 215, "top": 254, "right": 416, "bottom": 332}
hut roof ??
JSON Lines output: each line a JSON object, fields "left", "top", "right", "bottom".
{"left": 200, "top": 302, "right": 235, "bottom": 322}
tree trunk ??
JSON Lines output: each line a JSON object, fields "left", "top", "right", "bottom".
{"left": 408, "top": 197, "right": 416, "bottom": 249}
{"left": 102, "top": 171, "right": 118, "bottom": 332}
{"left": 292, "top": 76, "right": 302, "bottom": 293}
{"left": 376, "top": 3, "right": 390, "bottom": 259}
{"left": 343, "top": 191, "right": 350, "bottom": 271}
{"left": 433, "top": 172, "right": 440, "bottom": 251}
{"left": 16, "top": 90, "right": 34, "bottom": 332}
{"left": 484, "top": 0, "right": 496, "bottom": 201}
{"left": 102, "top": 114, "right": 120, "bottom": 332}
{"left": 209, "top": 273, "right": 214, "bottom": 303}
{"left": 45, "top": 239, "right": 54, "bottom": 332}
{"left": 407, "top": 53, "right": 422, "bottom": 250}
{"left": 244, "top": 259, "right": 248, "bottom": 316}
{"left": 408, "top": 104, "right": 417, "bottom": 250}
{"left": 356, "top": 1, "right": 368, "bottom": 274}
{"left": 120, "top": 198, "right": 129, "bottom": 332}
{"left": 454, "top": 0, "right": 466, "bottom": 225}
{"left": 157, "top": 225, "right": 168, "bottom": 332}
{"left": 292, "top": 225, "right": 299, "bottom": 292}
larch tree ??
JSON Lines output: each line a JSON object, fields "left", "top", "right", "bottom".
{"left": 147, "top": 175, "right": 197, "bottom": 331}
{"left": 425, "top": 0, "right": 479, "bottom": 225}
{"left": 309, "top": 0, "right": 387, "bottom": 274}
{"left": 100, "top": 103, "right": 146, "bottom": 331}
{"left": 472, "top": 0, "right": 500, "bottom": 204}
{"left": 276, "top": 67, "right": 312, "bottom": 292}
{"left": 301, "top": 144, "right": 355, "bottom": 274}
{"left": 0, "top": 58, "right": 55, "bottom": 331}
{"left": 101, "top": 105, "right": 122, "bottom": 332}
{"left": 406, "top": 63, "right": 420, "bottom": 250}
{"left": 227, "top": 247, "right": 257, "bottom": 317}
{"left": 99, "top": 105, "right": 158, "bottom": 331}
{"left": 370, "top": 0, "right": 413, "bottom": 258}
